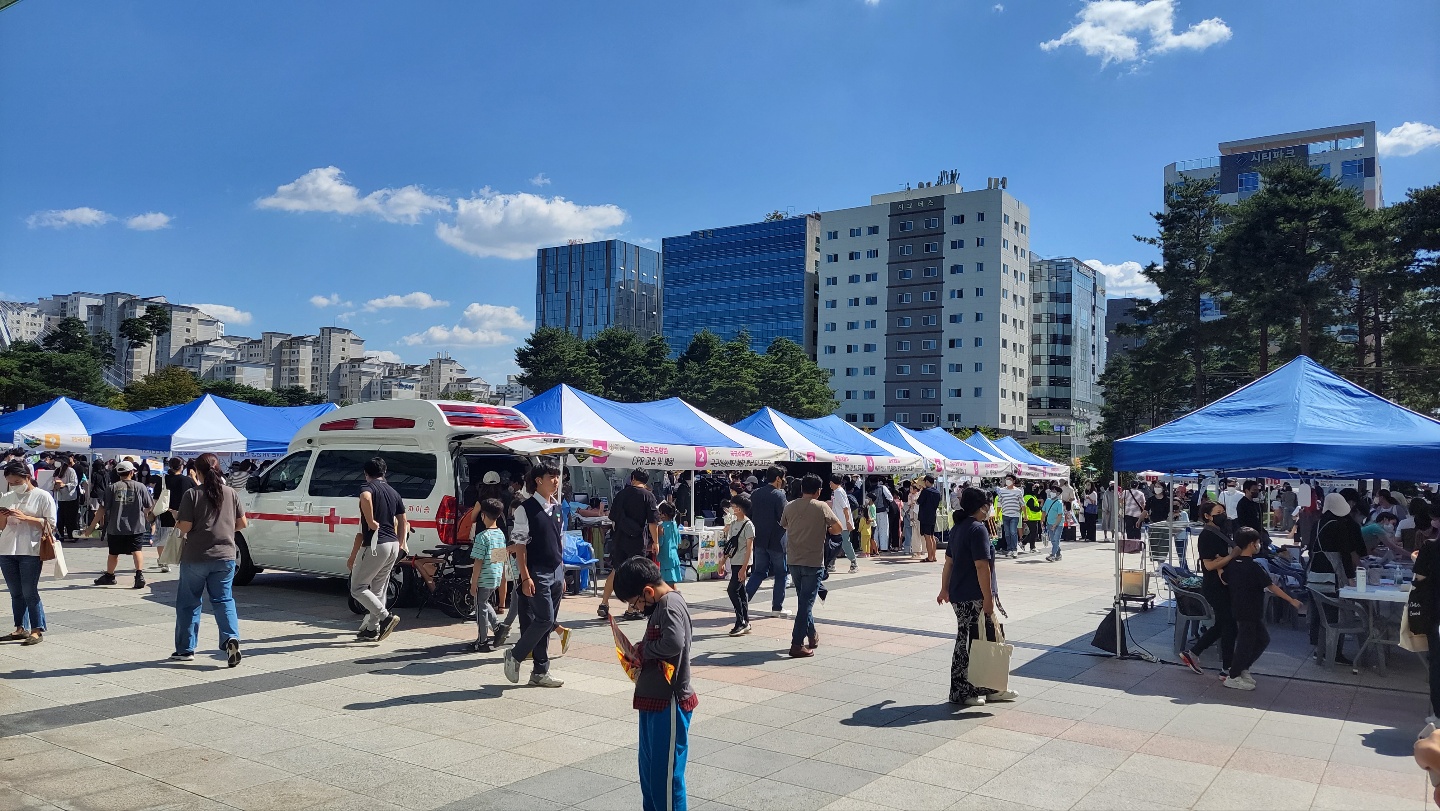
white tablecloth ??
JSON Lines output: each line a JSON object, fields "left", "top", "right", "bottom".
{"left": 1339, "top": 586, "right": 1409, "bottom": 604}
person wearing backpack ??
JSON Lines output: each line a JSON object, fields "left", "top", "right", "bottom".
{"left": 719, "top": 493, "right": 755, "bottom": 636}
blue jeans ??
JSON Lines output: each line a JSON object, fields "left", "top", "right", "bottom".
{"left": 0, "top": 555, "right": 45, "bottom": 632}
{"left": 638, "top": 699, "right": 691, "bottom": 811}
{"left": 1001, "top": 516, "right": 1020, "bottom": 553}
{"left": 790, "top": 565, "right": 823, "bottom": 648}
{"left": 745, "top": 545, "right": 788, "bottom": 612}
{"left": 1048, "top": 523, "right": 1064, "bottom": 557}
{"left": 174, "top": 559, "right": 240, "bottom": 655}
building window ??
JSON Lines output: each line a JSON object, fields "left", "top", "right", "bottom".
{"left": 974, "top": 337, "right": 983, "bottom": 347}
{"left": 896, "top": 413, "right": 910, "bottom": 424}
{"left": 948, "top": 364, "right": 962, "bottom": 373}
{"left": 865, "top": 272, "right": 879, "bottom": 282}
{"left": 950, "top": 239, "right": 964, "bottom": 249}
{"left": 898, "top": 245, "right": 913, "bottom": 256}
{"left": 848, "top": 297, "right": 860, "bottom": 306}
{"left": 1317, "top": 164, "right": 1331, "bottom": 178}
{"left": 864, "top": 319, "right": 877, "bottom": 328}
{"left": 863, "top": 365, "right": 877, "bottom": 374}
{"left": 863, "top": 392, "right": 876, "bottom": 400}
{"left": 949, "top": 313, "right": 962, "bottom": 323}
{"left": 846, "top": 344, "right": 859, "bottom": 353}
{"left": 974, "top": 387, "right": 983, "bottom": 397}
{"left": 845, "top": 367, "right": 858, "bottom": 377}
{"left": 921, "top": 363, "right": 937, "bottom": 374}
{"left": 848, "top": 252, "right": 861, "bottom": 261}
{"left": 898, "top": 317, "right": 913, "bottom": 327}
{"left": 846, "top": 321, "right": 859, "bottom": 330}
{"left": 951, "top": 214, "right": 964, "bottom": 224}
{"left": 845, "top": 413, "right": 857, "bottom": 422}
{"left": 949, "top": 339, "right": 961, "bottom": 348}
{"left": 897, "top": 341, "right": 911, "bottom": 351}
{"left": 950, "top": 264, "right": 963, "bottom": 274}
{"left": 976, "top": 262, "right": 984, "bottom": 272}
{"left": 865, "top": 296, "right": 878, "bottom": 305}
{"left": 866, "top": 249, "right": 880, "bottom": 259}
{"left": 1342, "top": 159, "right": 1365, "bottom": 179}
{"left": 848, "top": 274, "right": 861, "bottom": 283}
{"left": 823, "top": 346, "right": 836, "bottom": 355}
{"left": 826, "top": 254, "right": 839, "bottom": 262}
{"left": 824, "top": 300, "right": 837, "bottom": 309}
{"left": 923, "top": 266, "right": 938, "bottom": 277}
{"left": 867, "top": 225, "right": 880, "bottom": 235}
{"left": 1001, "top": 338, "right": 1008, "bottom": 348}
{"left": 1002, "top": 289, "right": 1009, "bottom": 300}
{"left": 844, "top": 391, "right": 855, "bottom": 400}
{"left": 862, "top": 412, "right": 876, "bottom": 421}
{"left": 899, "top": 269, "right": 913, "bottom": 279}
{"left": 899, "top": 221, "right": 914, "bottom": 232}
{"left": 827, "top": 230, "right": 839, "bottom": 239}
{"left": 897, "top": 365, "right": 911, "bottom": 375}
{"left": 896, "top": 389, "right": 911, "bottom": 400}
{"left": 975, "top": 237, "right": 985, "bottom": 247}
{"left": 1021, "top": 224, "right": 1027, "bottom": 234}
{"left": 950, "top": 289, "right": 963, "bottom": 299}
{"left": 849, "top": 227, "right": 863, "bottom": 237}
{"left": 1003, "top": 213, "right": 1010, "bottom": 224}
{"left": 924, "top": 242, "right": 939, "bottom": 253}
{"left": 1003, "top": 239, "right": 1010, "bottom": 249}
{"left": 826, "top": 276, "right": 838, "bottom": 285}
{"left": 1237, "top": 172, "right": 1260, "bottom": 193}
{"left": 824, "top": 322, "right": 837, "bottom": 332}
{"left": 922, "top": 315, "right": 937, "bottom": 325}
{"left": 974, "top": 362, "right": 984, "bottom": 372}
{"left": 921, "top": 390, "right": 937, "bottom": 400}
{"left": 922, "top": 291, "right": 937, "bottom": 302}
{"left": 898, "top": 293, "right": 912, "bottom": 303}
{"left": 977, "top": 212, "right": 985, "bottom": 221}
{"left": 975, "top": 287, "right": 985, "bottom": 297}
{"left": 925, "top": 217, "right": 940, "bottom": 228}
{"left": 863, "top": 345, "right": 877, "bottom": 353}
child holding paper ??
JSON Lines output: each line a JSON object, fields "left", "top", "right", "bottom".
{"left": 614, "top": 557, "right": 697, "bottom": 811}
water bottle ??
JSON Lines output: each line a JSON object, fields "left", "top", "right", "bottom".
{"left": 1355, "top": 567, "right": 1367, "bottom": 593}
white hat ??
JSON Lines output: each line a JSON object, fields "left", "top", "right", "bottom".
{"left": 1322, "top": 492, "right": 1350, "bottom": 516}
{"left": 481, "top": 470, "right": 501, "bottom": 485}
{"left": 115, "top": 460, "right": 136, "bottom": 474}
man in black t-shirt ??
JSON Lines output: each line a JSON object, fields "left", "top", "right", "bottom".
{"left": 599, "top": 470, "right": 660, "bottom": 621}
{"left": 1222, "top": 528, "right": 1303, "bottom": 691}
{"left": 346, "top": 457, "right": 408, "bottom": 643}
{"left": 938, "top": 487, "right": 1017, "bottom": 708}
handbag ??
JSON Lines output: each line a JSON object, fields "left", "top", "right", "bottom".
{"left": 39, "top": 519, "right": 56, "bottom": 562}
{"left": 968, "top": 613, "right": 1013, "bottom": 692}
{"left": 1401, "top": 603, "right": 1430, "bottom": 652}
{"left": 159, "top": 529, "right": 186, "bottom": 566}
{"left": 1407, "top": 579, "right": 1432, "bottom": 641}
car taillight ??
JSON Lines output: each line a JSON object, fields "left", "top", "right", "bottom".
{"left": 319, "top": 419, "right": 358, "bottom": 431}
{"left": 372, "top": 417, "right": 415, "bottom": 429}
{"left": 437, "top": 495, "right": 458, "bottom": 544}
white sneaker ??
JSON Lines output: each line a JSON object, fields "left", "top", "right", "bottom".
{"left": 988, "top": 690, "right": 1018, "bottom": 702}
{"left": 963, "top": 695, "right": 987, "bottom": 707}
{"left": 502, "top": 651, "right": 520, "bottom": 684}
{"left": 529, "top": 673, "right": 564, "bottom": 688}
{"left": 771, "top": 609, "right": 793, "bottom": 619}
{"left": 1222, "top": 675, "right": 1255, "bottom": 691}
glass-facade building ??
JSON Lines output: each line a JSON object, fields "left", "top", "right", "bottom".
{"left": 536, "top": 240, "right": 661, "bottom": 340}
{"left": 1028, "top": 258, "right": 1106, "bottom": 459}
{"left": 661, "top": 215, "right": 820, "bottom": 357}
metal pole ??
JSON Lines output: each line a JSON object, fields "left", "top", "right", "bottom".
{"left": 1114, "top": 478, "right": 1124, "bottom": 659}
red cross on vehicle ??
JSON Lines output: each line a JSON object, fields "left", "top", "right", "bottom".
{"left": 323, "top": 507, "right": 343, "bottom": 533}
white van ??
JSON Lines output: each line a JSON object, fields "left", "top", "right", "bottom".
{"left": 234, "top": 400, "right": 536, "bottom": 584}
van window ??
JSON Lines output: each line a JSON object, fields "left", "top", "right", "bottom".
{"left": 254, "top": 451, "right": 310, "bottom": 493}
{"left": 307, "top": 450, "right": 438, "bottom": 500}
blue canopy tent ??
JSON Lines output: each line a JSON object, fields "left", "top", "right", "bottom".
{"left": 0, "top": 397, "right": 145, "bottom": 452}
{"left": 91, "top": 395, "right": 335, "bottom": 457}
{"left": 1113, "top": 356, "right": 1440, "bottom": 481}
{"left": 871, "top": 423, "right": 966, "bottom": 475}
{"left": 965, "top": 432, "right": 1067, "bottom": 479}
{"left": 509, "top": 384, "right": 788, "bottom": 470}
{"left": 733, "top": 409, "right": 924, "bottom": 473}
{"left": 993, "top": 436, "right": 1070, "bottom": 477}
{"left": 913, "top": 427, "right": 1013, "bottom": 477}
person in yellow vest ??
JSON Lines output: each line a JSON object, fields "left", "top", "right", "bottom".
{"left": 1023, "top": 488, "right": 1044, "bottom": 555}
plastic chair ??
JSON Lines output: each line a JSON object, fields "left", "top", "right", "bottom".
{"left": 1160, "top": 564, "right": 1213, "bottom": 654}
{"left": 1307, "top": 586, "right": 1371, "bottom": 669}
{"left": 562, "top": 534, "right": 600, "bottom": 597}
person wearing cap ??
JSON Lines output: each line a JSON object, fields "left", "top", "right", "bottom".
{"left": 1308, "top": 492, "right": 1367, "bottom": 665}
{"left": 87, "top": 459, "right": 154, "bottom": 590}
{"left": 0, "top": 459, "right": 57, "bottom": 645}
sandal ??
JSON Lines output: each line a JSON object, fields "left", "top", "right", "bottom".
{"left": 22, "top": 632, "right": 42, "bottom": 646}
{"left": 3, "top": 630, "right": 27, "bottom": 641}
{"left": 597, "top": 603, "right": 609, "bottom": 619}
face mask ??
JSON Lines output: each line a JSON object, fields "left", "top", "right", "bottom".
{"left": 642, "top": 598, "right": 659, "bottom": 617}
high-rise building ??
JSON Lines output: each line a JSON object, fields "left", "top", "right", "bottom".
{"left": 313, "top": 326, "right": 364, "bottom": 401}
{"left": 420, "top": 354, "right": 466, "bottom": 400}
{"left": 661, "top": 214, "right": 821, "bottom": 356}
{"left": 536, "top": 239, "right": 662, "bottom": 341}
{"left": 817, "top": 180, "right": 1032, "bottom": 432}
{"left": 1028, "top": 258, "right": 1106, "bottom": 459}
{"left": 1165, "top": 122, "right": 1383, "bottom": 209}
{"left": 276, "top": 335, "right": 316, "bottom": 392}
{"left": 1105, "top": 298, "right": 1145, "bottom": 359}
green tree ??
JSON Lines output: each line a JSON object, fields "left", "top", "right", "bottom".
{"left": 41, "top": 317, "right": 97, "bottom": 356}
{"left": 705, "top": 331, "right": 760, "bottom": 423}
{"left": 200, "top": 379, "right": 284, "bottom": 406}
{"left": 0, "top": 341, "right": 113, "bottom": 411}
{"left": 448, "top": 389, "right": 476, "bottom": 402}
{"left": 514, "top": 326, "right": 600, "bottom": 395}
{"left": 763, "top": 210, "right": 787, "bottom": 222}
{"left": 674, "top": 330, "right": 723, "bottom": 408}
{"left": 117, "top": 304, "right": 173, "bottom": 350}
{"left": 638, "top": 333, "right": 678, "bottom": 401}
{"left": 123, "top": 366, "right": 201, "bottom": 410}
{"left": 273, "top": 385, "right": 325, "bottom": 406}
{"left": 755, "top": 337, "right": 837, "bottom": 418}
{"left": 591, "top": 327, "right": 648, "bottom": 402}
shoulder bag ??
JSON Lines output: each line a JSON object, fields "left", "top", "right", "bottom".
{"left": 968, "top": 613, "right": 1013, "bottom": 692}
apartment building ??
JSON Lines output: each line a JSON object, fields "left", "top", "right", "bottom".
{"left": 1165, "top": 122, "right": 1383, "bottom": 209}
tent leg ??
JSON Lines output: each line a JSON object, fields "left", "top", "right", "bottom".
{"left": 1114, "top": 479, "right": 1124, "bottom": 660}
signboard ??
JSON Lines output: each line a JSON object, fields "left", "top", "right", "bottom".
{"left": 1219, "top": 145, "right": 1309, "bottom": 194}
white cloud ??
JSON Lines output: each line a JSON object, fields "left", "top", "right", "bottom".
{"left": 256, "top": 166, "right": 451, "bottom": 224}
{"left": 183, "top": 303, "right": 254, "bottom": 325}
{"left": 1378, "top": 122, "right": 1440, "bottom": 158}
{"left": 364, "top": 350, "right": 404, "bottom": 364}
{"left": 309, "top": 293, "right": 355, "bottom": 308}
{"left": 26, "top": 207, "right": 114, "bottom": 229}
{"left": 529, "top": 172, "right": 551, "bottom": 187}
{"left": 1085, "top": 259, "right": 1160, "bottom": 299}
{"left": 125, "top": 212, "right": 172, "bottom": 231}
{"left": 400, "top": 302, "right": 531, "bottom": 347}
{"left": 863, "top": 0, "right": 880, "bottom": 5}
{"left": 993, "top": 3, "right": 1004, "bottom": 11}
{"left": 436, "top": 189, "right": 627, "bottom": 260}
{"left": 1041, "top": 1, "right": 1231, "bottom": 66}
{"left": 364, "top": 291, "right": 449, "bottom": 311}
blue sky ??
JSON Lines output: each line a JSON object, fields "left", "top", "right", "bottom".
{"left": 3, "top": 0, "right": 1438, "bottom": 383}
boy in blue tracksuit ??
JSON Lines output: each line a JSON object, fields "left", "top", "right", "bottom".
{"left": 615, "top": 557, "right": 696, "bottom": 811}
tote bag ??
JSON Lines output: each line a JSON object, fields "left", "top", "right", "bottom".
{"left": 968, "top": 614, "right": 1014, "bottom": 692}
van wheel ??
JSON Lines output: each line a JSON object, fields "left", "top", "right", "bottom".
{"left": 234, "top": 537, "right": 260, "bottom": 586}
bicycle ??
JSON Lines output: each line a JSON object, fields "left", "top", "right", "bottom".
{"left": 345, "top": 544, "right": 477, "bottom": 620}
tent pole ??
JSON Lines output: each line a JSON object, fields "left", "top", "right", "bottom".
{"left": 1114, "top": 478, "right": 1123, "bottom": 659}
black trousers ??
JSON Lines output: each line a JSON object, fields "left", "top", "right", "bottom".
{"left": 727, "top": 565, "right": 749, "bottom": 626}
{"left": 56, "top": 499, "right": 80, "bottom": 537}
{"left": 1230, "top": 619, "right": 1270, "bottom": 677}
{"left": 1123, "top": 515, "right": 1141, "bottom": 540}
{"left": 1189, "top": 586, "right": 1236, "bottom": 671}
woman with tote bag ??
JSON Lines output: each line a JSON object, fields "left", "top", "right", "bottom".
{"left": 0, "top": 460, "right": 58, "bottom": 645}
{"left": 937, "top": 486, "right": 1016, "bottom": 707}
{"left": 172, "top": 453, "right": 247, "bottom": 666}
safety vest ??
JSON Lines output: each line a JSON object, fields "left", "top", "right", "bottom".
{"left": 1024, "top": 494, "right": 1043, "bottom": 522}
{"left": 993, "top": 493, "right": 1003, "bottom": 519}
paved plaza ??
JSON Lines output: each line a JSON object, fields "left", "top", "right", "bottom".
{"left": 1, "top": 538, "right": 1431, "bottom": 810}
